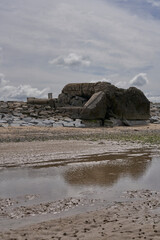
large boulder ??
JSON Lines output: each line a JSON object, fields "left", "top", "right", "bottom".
{"left": 80, "top": 91, "right": 107, "bottom": 119}
{"left": 57, "top": 82, "right": 150, "bottom": 120}
{"left": 59, "top": 82, "right": 114, "bottom": 104}
{"left": 63, "top": 82, "right": 115, "bottom": 95}
{"left": 109, "top": 87, "right": 150, "bottom": 120}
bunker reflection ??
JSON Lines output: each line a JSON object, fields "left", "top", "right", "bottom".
{"left": 64, "top": 149, "right": 152, "bottom": 186}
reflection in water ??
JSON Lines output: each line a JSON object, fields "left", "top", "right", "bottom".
{"left": 0, "top": 148, "right": 156, "bottom": 203}
{"left": 0, "top": 148, "right": 160, "bottom": 231}
{"left": 64, "top": 149, "right": 152, "bottom": 186}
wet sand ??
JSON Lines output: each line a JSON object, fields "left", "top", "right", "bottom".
{"left": 0, "top": 139, "right": 145, "bottom": 168}
{"left": 0, "top": 124, "right": 160, "bottom": 239}
{"left": 0, "top": 190, "right": 160, "bottom": 240}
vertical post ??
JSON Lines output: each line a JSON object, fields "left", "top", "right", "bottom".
{"left": 48, "top": 93, "right": 53, "bottom": 99}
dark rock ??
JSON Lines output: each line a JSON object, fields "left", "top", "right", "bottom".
{"left": 27, "top": 98, "right": 55, "bottom": 108}
{"left": 57, "top": 82, "right": 150, "bottom": 121}
{"left": 122, "top": 119, "right": 147, "bottom": 126}
{"left": 61, "top": 82, "right": 113, "bottom": 99}
{"left": 57, "top": 107, "right": 83, "bottom": 119}
{"left": 107, "top": 87, "right": 150, "bottom": 120}
{"left": 56, "top": 93, "right": 70, "bottom": 107}
{"left": 70, "top": 96, "right": 87, "bottom": 107}
{"left": 80, "top": 91, "right": 107, "bottom": 120}
{"left": 81, "top": 119, "right": 103, "bottom": 127}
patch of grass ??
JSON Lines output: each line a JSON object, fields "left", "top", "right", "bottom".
{"left": 101, "top": 132, "right": 160, "bottom": 145}
{"left": 54, "top": 131, "right": 160, "bottom": 145}
{"left": 0, "top": 128, "right": 160, "bottom": 145}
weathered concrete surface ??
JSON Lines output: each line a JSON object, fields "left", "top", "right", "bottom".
{"left": 80, "top": 91, "right": 107, "bottom": 120}
{"left": 27, "top": 98, "right": 55, "bottom": 107}
{"left": 106, "top": 87, "right": 150, "bottom": 120}
{"left": 57, "top": 82, "right": 150, "bottom": 121}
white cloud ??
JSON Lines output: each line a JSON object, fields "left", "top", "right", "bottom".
{"left": 148, "top": 96, "right": 160, "bottom": 102}
{"left": 115, "top": 81, "right": 128, "bottom": 88}
{"left": 130, "top": 73, "right": 149, "bottom": 87}
{"left": 145, "top": 92, "right": 160, "bottom": 102}
{"left": 90, "top": 78, "right": 111, "bottom": 83}
{"left": 0, "top": 74, "right": 48, "bottom": 101}
{"left": 49, "top": 53, "right": 91, "bottom": 68}
{"left": 0, "top": 73, "right": 8, "bottom": 86}
{"left": 90, "top": 74, "right": 149, "bottom": 89}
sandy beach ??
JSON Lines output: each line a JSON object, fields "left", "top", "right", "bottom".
{"left": 0, "top": 124, "right": 160, "bottom": 239}
{"left": 1, "top": 190, "right": 160, "bottom": 240}
{"left": 1, "top": 0, "right": 160, "bottom": 238}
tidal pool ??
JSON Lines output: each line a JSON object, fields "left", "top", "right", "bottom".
{"left": 0, "top": 147, "right": 160, "bottom": 229}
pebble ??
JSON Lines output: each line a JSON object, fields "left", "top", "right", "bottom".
{"left": 0, "top": 101, "right": 160, "bottom": 128}
{"left": 150, "top": 103, "right": 160, "bottom": 124}
{"left": 0, "top": 114, "right": 85, "bottom": 128}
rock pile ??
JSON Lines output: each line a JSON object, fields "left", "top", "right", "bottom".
{"left": 56, "top": 82, "right": 150, "bottom": 121}
{"left": 0, "top": 100, "right": 159, "bottom": 128}
{"left": 0, "top": 82, "right": 159, "bottom": 128}
{"left": 150, "top": 102, "right": 160, "bottom": 124}
{"left": 0, "top": 101, "right": 55, "bottom": 118}
{"left": 0, "top": 114, "right": 84, "bottom": 128}
{"left": 0, "top": 101, "right": 84, "bottom": 127}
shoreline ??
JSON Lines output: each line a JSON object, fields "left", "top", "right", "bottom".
{"left": 1, "top": 190, "right": 160, "bottom": 239}
{"left": 0, "top": 139, "right": 147, "bottom": 168}
{"left": 0, "top": 124, "right": 160, "bottom": 239}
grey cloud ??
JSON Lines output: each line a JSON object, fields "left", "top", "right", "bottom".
{"left": 49, "top": 53, "right": 91, "bottom": 68}
{"left": 130, "top": 73, "right": 149, "bottom": 87}
{"left": 146, "top": 0, "right": 160, "bottom": 7}
{"left": 0, "top": 0, "right": 160, "bottom": 97}
{"left": 0, "top": 47, "right": 2, "bottom": 63}
{"left": 0, "top": 73, "right": 48, "bottom": 101}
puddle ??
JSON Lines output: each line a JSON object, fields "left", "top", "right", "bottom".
{"left": 0, "top": 148, "right": 160, "bottom": 230}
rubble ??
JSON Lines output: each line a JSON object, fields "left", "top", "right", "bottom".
{"left": 56, "top": 83, "right": 150, "bottom": 121}
{"left": 0, "top": 83, "right": 159, "bottom": 128}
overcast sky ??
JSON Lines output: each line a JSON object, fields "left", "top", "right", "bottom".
{"left": 0, "top": 0, "right": 160, "bottom": 101}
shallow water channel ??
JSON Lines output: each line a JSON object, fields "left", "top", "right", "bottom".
{"left": 0, "top": 147, "right": 160, "bottom": 230}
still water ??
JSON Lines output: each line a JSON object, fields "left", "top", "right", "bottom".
{"left": 0, "top": 148, "right": 160, "bottom": 201}
{"left": 0, "top": 147, "right": 160, "bottom": 228}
